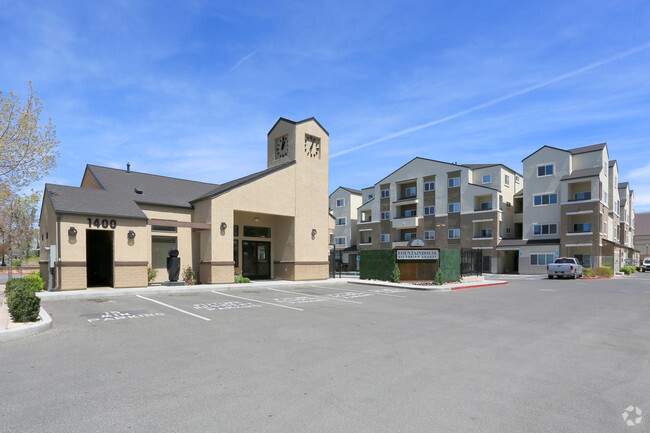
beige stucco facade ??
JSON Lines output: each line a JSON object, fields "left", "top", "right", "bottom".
{"left": 39, "top": 117, "right": 330, "bottom": 290}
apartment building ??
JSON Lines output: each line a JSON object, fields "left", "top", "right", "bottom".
{"left": 506, "top": 143, "right": 638, "bottom": 274}
{"left": 356, "top": 157, "right": 523, "bottom": 273}
{"left": 329, "top": 187, "right": 363, "bottom": 270}
{"left": 633, "top": 212, "right": 650, "bottom": 261}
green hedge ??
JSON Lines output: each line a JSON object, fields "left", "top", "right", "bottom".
{"left": 440, "top": 249, "right": 460, "bottom": 282}
{"left": 620, "top": 266, "right": 636, "bottom": 275}
{"left": 360, "top": 249, "right": 396, "bottom": 281}
{"left": 7, "top": 288, "right": 41, "bottom": 322}
{"left": 4, "top": 272, "right": 44, "bottom": 297}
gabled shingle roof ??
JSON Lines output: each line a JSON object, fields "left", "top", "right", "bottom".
{"left": 87, "top": 165, "right": 218, "bottom": 209}
{"left": 568, "top": 143, "right": 606, "bottom": 155}
{"left": 560, "top": 167, "right": 602, "bottom": 181}
{"left": 46, "top": 184, "right": 147, "bottom": 219}
{"left": 191, "top": 161, "right": 295, "bottom": 202}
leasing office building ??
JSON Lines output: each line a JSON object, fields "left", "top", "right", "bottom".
{"left": 39, "top": 118, "right": 330, "bottom": 290}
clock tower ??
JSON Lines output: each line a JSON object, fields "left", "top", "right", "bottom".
{"left": 266, "top": 117, "right": 330, "bottom": 279}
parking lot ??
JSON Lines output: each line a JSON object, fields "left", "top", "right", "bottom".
{"left": 2, "top": 276, "right": 650, "bottom": 432}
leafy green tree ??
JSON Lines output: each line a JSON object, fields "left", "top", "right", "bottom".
{"left": 0, "top": 192, "right": 39, "bottom": 280}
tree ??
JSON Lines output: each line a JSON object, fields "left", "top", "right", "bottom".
{"left": 0, "top": 82, "right": 60, "bottom": 200}
{"left": 0, "top": 192, "right": 39, "bottom": 280}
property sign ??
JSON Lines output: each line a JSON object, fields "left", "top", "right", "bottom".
{"left": 396, "top": 249, "right": 439, "bottom": 261}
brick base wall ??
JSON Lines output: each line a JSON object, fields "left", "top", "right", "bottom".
{"left": 293, "top": 263, "right": 329, "bottom": 281}
{"left": 114, "top": 266, "right": 148, "bottom": 288}
{"left": 200, "top": 263, "right": 234, "bottom": 284}
{"left": 60, "top": 266, "right": 87, "bottom": 291}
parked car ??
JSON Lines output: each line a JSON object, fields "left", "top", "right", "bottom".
{"left": 547, "top": 257, "right": 583, "bottom": 279}
{"left": 642, "top": 257, "right": 650, "bottom": 272}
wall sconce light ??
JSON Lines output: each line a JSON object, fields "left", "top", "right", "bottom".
{"left": 127, "top": 230, "right": 136, "bottom": 239}
{"left": 311, "top": 229, "right": 317, "bottom": 237}
{"left": 254, "top": 217, "right": 261, "bottom": 223}
{"left": 220, "top": 222, "right": 227, "bottom": 230}
{"left": 68, "top": 227, "right": 77, "bottom": 236}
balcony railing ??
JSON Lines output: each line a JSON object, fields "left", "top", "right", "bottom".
{"left": 474, "top": 206, "right": 493, "bottom": 212}
{"left": 568, "top": 192, "right": 592, "bottom": 202}
{"left": 392, "top": 216, "right": 420, "bottom": 229}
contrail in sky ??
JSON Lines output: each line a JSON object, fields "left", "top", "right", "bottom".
{"left": 228, "top": 49, "right": 258, "bottom": 72}
{"left": 331, "top": 41, "right": 650, "bottom": 158}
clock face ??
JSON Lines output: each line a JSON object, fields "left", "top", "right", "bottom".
{"left": 304, "top": 134, "right": 320, "bottom": 158}
{"left": 275, "top": 136, "right": 289, "bottom": 159}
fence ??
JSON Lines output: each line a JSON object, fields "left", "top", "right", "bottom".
{"left": 460, "top": 248, "right": 483, "bottom": 277}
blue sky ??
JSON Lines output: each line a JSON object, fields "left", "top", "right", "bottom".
{"left": 1, "top": 0, "right": 649, "bottom": 211}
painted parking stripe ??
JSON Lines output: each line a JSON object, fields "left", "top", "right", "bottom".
{"left": 211, "top": 291, "right": 304, "bottom": 311}
{"left": 136, "top": 295, "right": 211, "bottom": 321}
{"left": 266, "top": 287, "right": 363, "bottom": 304}
{"left": 310, "top": 284, "right": 407, "bottom": 298}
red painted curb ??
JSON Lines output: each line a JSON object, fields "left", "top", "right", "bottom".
{"left": 451, "top": 281, "right": 510, "bottom": 291}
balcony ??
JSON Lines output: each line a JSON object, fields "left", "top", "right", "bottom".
{"left": 568, "top": 192, "right": 592, "bottom": 202}
{"left": 392, "top": 216, "right": 420, "bottom": 229}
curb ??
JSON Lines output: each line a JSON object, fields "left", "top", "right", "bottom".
{"left": 0, "top": 307, "right": 53, "bottom": 343}
{"left": 36, "top": 278, "right": 359, "bottom": 301}
{"left": 349, "top": 279, "right": 508, "bottom": 291}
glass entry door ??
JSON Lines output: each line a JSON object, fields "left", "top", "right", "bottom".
{"left": 242, "top": 241, "right": 271, "bottom": 279}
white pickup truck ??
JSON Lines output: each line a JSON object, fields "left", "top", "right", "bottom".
{"left": 547, "top": 257, "right": 583, "bottom": 279}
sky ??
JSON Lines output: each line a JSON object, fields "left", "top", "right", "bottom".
{"left": 1, "top": 0, "right": 649, "bottom": 212}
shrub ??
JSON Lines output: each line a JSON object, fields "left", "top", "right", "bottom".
{"left": 620, "top": 266, "right": 634, "bottom": 275}
{"left": 182, "top": 266, "right": 197, "bottom": 285}
{"left": 4, "top": 278, "right": 28, "bottom": 297}
{"left": 434, "top": 269, "right": 444, "bottom": 285}
{"left": 147, "top": 267, "right": 158, "bottom": 284}
{"left": 7, "top": 289, "right": 41, "bottom": 322}
{"left": 23, "top": 272, "right": 44, "bottom": 292}
{"left": 390, "top": 264, "right": 400, "bottom": 283}
{"left": 594, "top": 266, "right": 613, "bottom": 278}
{"left": 582, "top": 268, "right": 594, "bottom": 278}
{"left": 234, "top": 275, "right": 251, "bottom": 283}
{"left": 11, "top": 259, "right": 21, "bottom": 267}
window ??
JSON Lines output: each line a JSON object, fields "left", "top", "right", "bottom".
{"left": 533, "top": 193, "right": 558, "bottom": 206}
{"left": 574, "top": 192, "right": 591, "bottom": 201}
{"left": 381, "top": 211, "right": 390, "bottom": 220}
{"left": 336, "top": 198, "right": 345, "bottom": 207}
{"left": 506, "top": 228, "right": 511, "bottom": 234}
{"left": 381, "top": 189, "right": 390, "bottom": 198}
{"left": 404, "top": 186, "right": 416, "bottom": 197}
{"left": 448, "top": 177, "right": 460, "bottom": 188}
{"left": 537, "top": 164, "right": 554, "bottom": 177}
{"left": 615, "top": 201, "right": 619, "bottom": 214}
{"left": 424, "top": 230, "right": 435, "bottom": 240}
{"left": 234, "top": 225, "right": 239, "bottom": 237}
{"left": 233, "top": 240, "right": 239, "bottom": 268}
{"left": 515, "top": 175, "right": 521, "bottom": 183}
{"left": 448, "top": 202, "right": 460, "bottom": 213}
{"left": 574, "top": 254, "right": 591, "bottom": 267}
{"left": 152, "top": 236, "right": 177, "bottom": 268}
{"left": 573, "top": 223, "right": 591, "bottom": 233}
{"left": 448, "top": 229, "right": 460, "bottom": 239}
{"left": 482, "top": 175, "right": 491, "bottom": 184}
{"left": 533, "top": 224, "right": 558, "bottom": 235}
{"left": 380, "top": 233, "right": 390, "bottom": 243}
{"left": 505, "top": 175, "right": 510, "bottom": 186}
{"left": 243, "top": 226, "right": 271, "bottom": 238}
{"left": 368, "top": 194, "right": 374, "bottom": 200}
{"left": 335, "top": 218, "right": 346, "bottom": 226}
{"left": 479, "top": 201, "right": 492, "bottom": 210}
{"left": 530, "top": 253, "right": 555, "bottom": 266}
{"left": 404, "top": 209, "right": 417, "bottom": 217}
{"left": 603, "top": 221, "right": 607, "bottom": 233}
{"left": 424, "top": 206, "right": 435, "bottom": 215}
{"left": 404, "top": 232, "right": 416, "bottom": 241}
{"left": 424, "top": 181, "right": 435, "bottom": 191}
{"left": 335, "top": 237, "right": 346, "bottom": 245}
{"left": 152, "top": 225, "right": 177, "bottom": 233}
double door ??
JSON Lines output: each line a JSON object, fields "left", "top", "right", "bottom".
{"left": 242, "top": 241, "right": 271, "bottom": 279}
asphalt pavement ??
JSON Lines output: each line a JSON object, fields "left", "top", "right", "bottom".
{"left": 1, "top": 276, "right": 649, "bottom": 432}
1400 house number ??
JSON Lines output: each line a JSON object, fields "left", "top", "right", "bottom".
{"left": 87, "top": 218, "right": 117, "bottom": 229}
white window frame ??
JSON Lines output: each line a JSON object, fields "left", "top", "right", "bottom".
{"left": 424, "top": 206, "right": 435, "bottom": 216}
{"left": 482, "top": 175, "right": 491, "bottom": 184}
{"left": 424, "top": 230, "right": 435, "bottom": 240}
{"left": 381, "top": 189, "right": 390, "bottom": 198}
{"left": 404, "top": 186, "right": 417, "bottom": 197}
{"left": 533, "top": 193, "right": 558, "bottom": 206}
{"left": 336, "top": 198, "right": 345, "bottom": 207}
{"left": 448, "top": 202, "right": 460, "bottom": 213}
{"left": 335, "top": 237, "right": 346, "bottom": 245}
{"left": 368, "top": 194, "right": 374, "bottom": 200}
{"left": 533, "top": 223, "right": 558, "bottom": 235}
{"left": 424, "top": 181, "right": 435, "bottom": 191}
{"left": 404, "top": 232, "right": 416, "bottom": 241}
{"left": 448, "top": 177, "right": 460, "bottom": 188}
{"left": 380, "top": 211, "right": 390, "bottom": 220}
{"left": 537, "top": 164, "right": 554, "bottom": 177}
{"left": 505, "top": 175, "right": 510, "bottom": 186}
{"left": 515, "top": 175, "right": 520, "bottom": 183}
{"left": 448, "top": 229, "right": 460, "bottom": 239}
{"left": 380, "top": 233, "right": 390, "bottom": 243}
{"left": 335, "top": 217, "right": 347, "bottom": 226}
